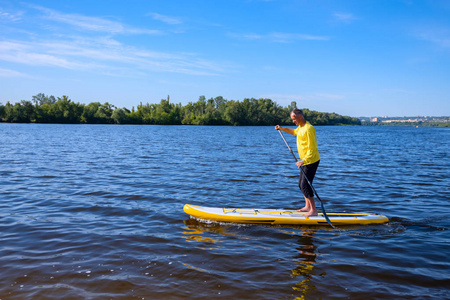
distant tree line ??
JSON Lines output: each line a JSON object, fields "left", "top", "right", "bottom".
{"left": 0, "top": 93, "right": 361, "bottom": 126}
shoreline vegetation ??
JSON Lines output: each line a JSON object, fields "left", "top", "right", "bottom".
{"left": 1, "top": 93, "right": 448, "bottom": 127}
{"left": 0, "top": 94, "right": 360, "bottom": 126}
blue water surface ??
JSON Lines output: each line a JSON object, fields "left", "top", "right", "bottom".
{"left": 0, "top": 124, "right": 449, "bottom": 299}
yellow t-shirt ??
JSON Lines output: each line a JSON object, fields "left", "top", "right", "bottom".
{"left": 293, "top": 122, "right": 320, "bottom": 165}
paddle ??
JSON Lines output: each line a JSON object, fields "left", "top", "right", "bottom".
{"left": 277, "top": 130, "right": 335, "bottom": 228}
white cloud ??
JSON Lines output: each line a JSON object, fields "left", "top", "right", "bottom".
{"left": 0, "top": 37, "right": 228, "bottom": 76}
{"left": 269, "top": 32, "right": 329, "bottom": 42}
{"left": 417, "top": 29, "right": 450, "bottom": 48}
{"left": 147, "top": 12, "right": 182, "bottom": 25}
{"left": 0, "top": 67, "right": 29, "bottom": 77}
{"left": 0, "top": 41, "right": 93, "bottom": 70}
{"left": 29, "top": 5, "right": 161, "bottom": 35}
{"left": 0, "top": 9, "right": 23, "bottom": 22}
{"left": 333, "top": 12, "right": 358, "bottom": 24}
{"left": 0, "top": 5, "right": 229, "bottom": 77}
{"left": 228, "top": 32, "right": 329, "bottom": 43}
{"left": 408, "top": 23, "right": 450, "bottom": 52}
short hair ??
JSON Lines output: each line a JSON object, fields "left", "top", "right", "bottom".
{"left": 290, "top": 109, "right": 303, "bottom": 116}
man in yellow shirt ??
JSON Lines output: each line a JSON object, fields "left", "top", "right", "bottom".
{"left": 275, "top": 109, "right": 320, "bottom": 217}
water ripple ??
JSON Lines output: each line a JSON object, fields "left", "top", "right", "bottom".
{"left": 1, "top": 124, "right": 449, "bottom": 299}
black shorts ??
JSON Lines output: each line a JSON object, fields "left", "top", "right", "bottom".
{"left": 298, "top": 160, "right": 320, "bottom": 198}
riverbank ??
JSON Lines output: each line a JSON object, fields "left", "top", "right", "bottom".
{"left": 1, "top": 94, "right": 361, "bottom": 126}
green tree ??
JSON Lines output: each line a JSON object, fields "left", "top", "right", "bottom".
{"left": 20, "top": 100, "right": 35, "bottom": 122}
{"left": 3, "top": 102, "right": 13, "bottom": 122}
{"left": 0, "top": 102, "right": 5, "bottom": 121}
{"left": 224, "top": 100, "right": 246, "bottom": 126}
{"left": 289, "top": 101, "right": 297, "bottom": 111}
{"left": 111, "top": 107, "right": 131, "bottom": 124}
{"left": 48, "top": 96, "right": 83, "bottom": 123}
{"left": 153, "top": 97, "right": 181, "bottom": 125}
{"left": 181, "top": 102, "right": 195, "bottom": 125}
{"left": 32, "top": 93, "right": 56, "bottom": 106}
{"left": 3, "top": 101, "right": 34, "bottom": 123}
{"left": 95, "top": 102, "right": 115, "bottom": 123}
{"left": 35, "top": 103, "right": 53, "bottom": 123}
{"left": 81, "top": 102, "right": 99, "bottom": 123}
{"left": 136, "top": 102, "right": 156, "bottom": 124}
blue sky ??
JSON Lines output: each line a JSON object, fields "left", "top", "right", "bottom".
{"left": 1, "top": 0, "right": 449, "bottom": 117}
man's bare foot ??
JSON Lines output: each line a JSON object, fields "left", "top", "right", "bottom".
{"left": 296, "top": 207, "right": 310, "bottom": 212}
{"left": 304, "top": 210, "right": 318, "bottom": 217}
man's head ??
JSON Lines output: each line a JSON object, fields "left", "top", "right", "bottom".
{"left": 290, "top": 109, "right": 305, "bottom": 126}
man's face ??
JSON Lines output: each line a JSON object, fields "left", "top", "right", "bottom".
{"left": 291, "top": 113, "right": 301, "bottom": 125}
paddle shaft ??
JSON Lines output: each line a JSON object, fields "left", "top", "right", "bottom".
{"left": 277, "top": 130, "right": 335, "bottom": 228}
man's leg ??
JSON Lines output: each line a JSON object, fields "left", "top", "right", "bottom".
{"left": 304, "top": 196, "right": 317, "bottom": 217}
{"left": 297, "top": 161, "right": 320, "bottom": 216}
{"left": 296, "top": 171, "right": 310, "bottom": 212}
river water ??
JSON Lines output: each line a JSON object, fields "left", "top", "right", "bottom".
{"left": 0, "top": 124, "right": 449, "bottom": 299}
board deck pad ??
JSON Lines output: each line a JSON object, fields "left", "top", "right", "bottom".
{"left": 183, "top": 204, "right": 389, "bottom": 226}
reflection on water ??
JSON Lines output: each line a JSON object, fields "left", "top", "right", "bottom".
{"left": 183, "top": 229, "right": 223, "bottom": 243}
{"left": 291, "top": 230, "right": 319, "bottom": 299}
{"left": 183, "top": 218, "right": 324, "bottom": 300}
{"left": 182, "top": 218, "right": 231, "bottom": 243}
{"left": 181, "top": 262, "right": 211, "bottom": 274}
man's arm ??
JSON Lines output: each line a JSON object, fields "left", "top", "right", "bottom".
{"left": 275, "top": 125, "right": 295, "bottom": 135}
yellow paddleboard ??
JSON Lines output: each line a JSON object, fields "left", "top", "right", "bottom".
{"left": 183, "top": 204, "right": 389, "bottom": 226}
